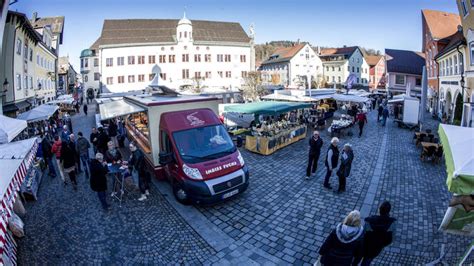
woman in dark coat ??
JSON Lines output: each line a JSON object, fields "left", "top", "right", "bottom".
{"left": 336, "top": 143, "right": 354, "bottom": 193}
{"left": 90, "top": 153, "right": 110, "bottom": 210}
{"left": 319, "top": 210, "right": 364, "bottom": 265}
{"left": 60, "top": 138, "right": 77, "bottom": 189}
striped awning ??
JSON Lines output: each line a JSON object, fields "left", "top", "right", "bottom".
{"left": 0, "top": 138, "right": 38, "bottom": 265}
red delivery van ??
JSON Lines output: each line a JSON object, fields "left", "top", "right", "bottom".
{"left": 158, "top": 108, "right": 249, "bottom": 204}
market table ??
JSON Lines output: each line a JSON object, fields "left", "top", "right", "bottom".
{"left": 245, "top": 124, "right": 307, "bottom": 155}
{"left": 108, "top": 163, "right": 130, "bottom": 206}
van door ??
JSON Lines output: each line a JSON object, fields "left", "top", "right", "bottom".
{"left": 160, "top": 130, "right": 179, "bottom": 180}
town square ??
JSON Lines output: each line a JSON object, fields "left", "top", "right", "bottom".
{"left": 0, "top": 0, "right": 473, "bottom": 265}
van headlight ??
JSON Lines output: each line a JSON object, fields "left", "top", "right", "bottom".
{"left": 237, "top": 150, "right": 245, "bottom": 166}
{"left": 182, "top": 164, "right": 203, "bottom": 180}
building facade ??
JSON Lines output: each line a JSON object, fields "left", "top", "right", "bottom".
{"left": 365, "top": 55, "right": 385, "bottom": 91}
{"left": 58, "top": 56, "right": 77, "bottom": 94}
{"left": 82, "top": 14, "right": 254, "bottom": 93}
{"left": 0, "top": 11, "right": 40, "bottom": 116}
{"left": 259, "top": 43, "right": 323, "bottom": 89}
{"left": 385, "top": 49, "right": 425, "bottom": 97}
{"left": 319, "top": 46, "right": 370, "bottom": 88}
{"left": 421, "top": 9, "right": 461, "bottom": 114}
{"left": 34, "top": 27, "right": 57, "bottom": 104}
{"left": 456, "top": 0, "right": 474, "bottom": 127}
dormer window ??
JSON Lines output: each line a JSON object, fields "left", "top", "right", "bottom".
{"left": 184, "top": 32, "right": 187, "bottom": 38}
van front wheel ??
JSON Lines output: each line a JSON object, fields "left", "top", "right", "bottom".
{"left": 172, "top": 181, "right": 191, "bottom": 205}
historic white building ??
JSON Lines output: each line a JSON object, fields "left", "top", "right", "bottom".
{"left": 319, "top": 46, "right": 370, "bottom": 88}
{"left": 81, "top": 14, "right": 254, "bottom": 93}
{"left": 259, "top": 43, "right": 323, "bottom": 89}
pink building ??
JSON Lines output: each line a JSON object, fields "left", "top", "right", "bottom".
{"left": 365, "top": 55, "right": 385, "bottom": 91}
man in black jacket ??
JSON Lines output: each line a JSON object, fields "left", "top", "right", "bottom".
{"left": 354, "top": 201, "right": 396, "bottom": 265}
{"left": 41, "top": 134, "right": 56, "bottom": 177}
{"left": 90, "top": 127, "right": 99, "bottom": 154}
{"left": 90, "top": 153, "right": 110, "bottom": 210}
{"left": 324, "top": 137, "right": 339, "bottom": 189}
{"left": 129, "top": 142, "right": 150, "bottom": 201}
{"left": 306, "top": 131, "right": 323, "bottom": 180}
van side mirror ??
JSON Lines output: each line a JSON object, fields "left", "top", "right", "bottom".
{"left": 159, "top": 151, "right": 174, "bottom": 165}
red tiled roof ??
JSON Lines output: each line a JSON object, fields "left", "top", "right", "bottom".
{"left": 261, "top": 43, "right": 306, "bottom": 65}
{"left": 365, "top": 55, "right": 383, "bottom": 66}
{"left": 273, "top": 44, "right": 306, "bottom": 59}
{"left": 435, "top": 30, "right": 466, "bottom": 59}
{"left": 319, "top": 46, "right": 358, "bottom": 56}
{"left": 422, "top": 10, "right": 461, "bottom": 40}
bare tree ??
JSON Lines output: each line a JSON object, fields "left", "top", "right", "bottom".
{"left": 191, "top": 77, "right": 205, "bottom": 93}
{"left": 241, "top": 71, "right": 265, "bottom": 102}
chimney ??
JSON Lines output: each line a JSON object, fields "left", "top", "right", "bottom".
{"left": 317, "top": 46, "right": 321, "bottom": 54}
{"left": 32, "top": 12, "right": 38, "bottom": 22}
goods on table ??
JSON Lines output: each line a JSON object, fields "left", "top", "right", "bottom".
{"left": 8, "top": 213, "right": 25, "bottom": 238}
{"left": 328, "top": 116, "right": 352, "bottom": 133}
{"left": 246, "top": 124, "right": 307, "bottom": 155}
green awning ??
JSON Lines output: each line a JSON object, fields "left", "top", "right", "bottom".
{"left": 224, "top": 101, "right": 311, "bottom": 115}
{"left": 438, "top": 124, "right": 474, "bottom": 195}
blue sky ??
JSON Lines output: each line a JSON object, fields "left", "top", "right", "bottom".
{"left": 12, "top": 0, "right": 458, "bottom": 70}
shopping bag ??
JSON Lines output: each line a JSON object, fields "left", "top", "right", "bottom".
{"left": 8, "top": 213, "right": 25, "bottom": 238}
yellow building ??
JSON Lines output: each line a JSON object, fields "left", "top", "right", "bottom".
{"left": 33, "top": 26, "right": 57, "bottom": 104}
{"left": 456, "top": 0, "right": 474, "bottom": 127}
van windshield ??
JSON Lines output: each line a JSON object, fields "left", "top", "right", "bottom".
{"left": 173, "top": 124, "right": 236, "bottom": 164}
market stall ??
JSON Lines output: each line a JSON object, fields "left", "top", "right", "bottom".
{"left": 438, "top": 124, "right": 474, "bottom": 237}
{"left": 0, "top": 115, "right": 27, "bottom": 144}
{"left": 0, "top": 137, "right": 38, "bottom": 265}
{"left": 224, "top": 101, "right": 311, "bottom": 155}
{"left": 17, "top": 104, "right": 59, "bottom": 123}
{"left": 328, "top": 114, "right": 353, "bottom": 136}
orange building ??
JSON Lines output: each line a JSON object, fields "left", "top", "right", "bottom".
{"left": 421, "top": 9, "right": 461, "bottom": 111}
{"left": 365, "top": 55, "right": 385, "bottom": 91}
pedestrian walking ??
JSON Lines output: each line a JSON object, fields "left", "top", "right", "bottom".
{"left": 76, "top": 132, "right": 91, "bottom": 178}
{"left": 129, "top": 142, "right": 150, "bottom": 201}
{"left": 377, "top": 105, "right": 383, "bottom": 122}
{"left": 353, "top": 201, "right": 396, "bottom": 265}
{"left": 336, "top": 144, "right": 354, "bottom": 193}
{"left": 108, "top": 119, "right": 118, "bottom": 147}
{"left": 60, "top": 125, "right": 71, "bottom": 142}
{"left": 83, "top": 104, "right": 88, "bottom": 116}
{"left": 90, "top": 153, "right": 110, "bottom": 211}
{"left": 90, "top": 127, "right": 99, "bottom": 154}
{"left": 356, "top": 111, "right": 368, "bottom": 137}
{"left": 382, "top": 106, "right": 389, "bottom": 126}
{"left": 97, "top": 127, "right": 110, "bottom": 155}
{"left": 51, "top": 136, "right": 65, "bottom": 181}
{"left": 318, "top": 210, "right": 364, "bottom": 265}
{"left": 41, "top": 134, "right": 56, "bottom": 177}
{"left": 323, "top": 137, "right": 339, "bottom": 189}
{"left": 61, "top": 136, "right": 78, "bottom": 190}
{"left": 306, "top": 131, "right": 323, "bottom": 179}
{"left": 75, "top": 101, "right": 80, "bottom": 114}
{"left": 69, "top": 134, "right": 81, "bottom": 173}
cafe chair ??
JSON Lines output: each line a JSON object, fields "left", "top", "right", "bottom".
{"left": 432, "top": 137, "right": 439, "bottom": 144}
{"left": 421, "top": 145, "right": 436, "bottom": 161}
{"left": 434, "top": 146, "right": 444, "bottom": 164}
{"left": 416, "top": 133, "right": 426, "bottom": 147}
{"left": 427, "top": 133, "right": 435, "bottom": 143}
{"left": 426, "top": 129, "right": 432, "bottom": 134}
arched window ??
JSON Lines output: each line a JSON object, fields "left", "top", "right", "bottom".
{"left": 84, "top": 75, "right": 88, "bottom": 82}
{"left": 454, "top": 55, "right": 458, "bottom": 75}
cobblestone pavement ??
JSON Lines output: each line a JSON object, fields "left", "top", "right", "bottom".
{"left": 16, "top": 104, "right": 472, "bottom": 265}
{"left": 197, "top": 110, "right": 472, "bottom": 265}
{"left": 17, "top": 103, "right": 216, "bottom": 264}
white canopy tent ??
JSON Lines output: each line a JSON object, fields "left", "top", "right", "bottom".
{"left": 0, "top": 115, "right": 27, "bottom": 144}
{"left": 0, "top": 137, "right": 38, "bottom": 263}
{"left": 331, "top": 94, "right": 370, "bottom": 103}
{"left": 99, "top": 99, "right": 145, "bottom": 121}
{"left": 17, "top": 104, "right": 59, "bottom": 122}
